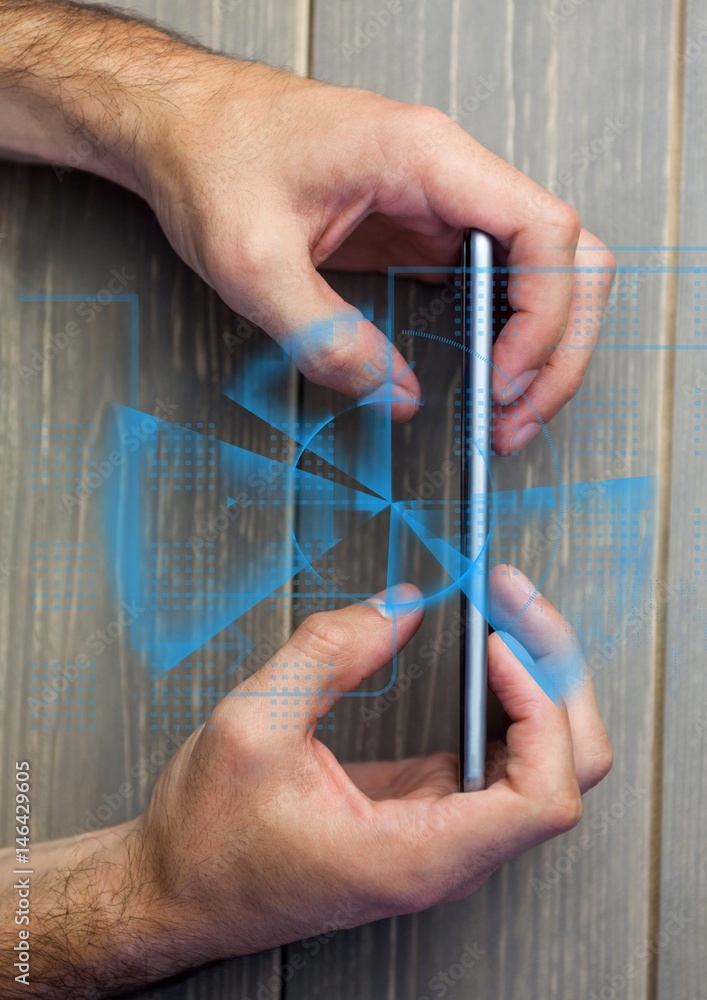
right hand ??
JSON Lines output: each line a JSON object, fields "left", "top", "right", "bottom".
{"left": 130, "top": 568, "right": 613, "bottom": 965}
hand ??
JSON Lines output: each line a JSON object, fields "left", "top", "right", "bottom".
{"left": 126, "top": 56, "right": 615, "bottom": 433}
{"left": 0, "top": 2, "right": 615, "bottom": 436}
{"left": 132, "top": 569, "right": 612, "bottom": 967}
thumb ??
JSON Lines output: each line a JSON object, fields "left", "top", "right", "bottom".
{"left": 239, "top": 583, "right": 424, "bottom": 737}
{"left": 232, "top": 244, "right": 421, "bottom": 421}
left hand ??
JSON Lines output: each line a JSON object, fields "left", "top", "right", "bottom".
{"left": 124, "top": 55, "right": 615, "bottom": 438}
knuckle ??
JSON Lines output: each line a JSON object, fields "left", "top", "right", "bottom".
{"left": 410, "top": 103, "right": 454, "bottom": 131}
{"left": 294, "top": 612, "right": 357, "bottom": 665}
{"left": 586, "top": 731, "right": 614, "bottom": 788}
{"left": 238, "top": 229, "right": 276, "bottom": 283}
{"left": 390, "top": 879, "right": 440, "bottom": 915}
{"left": 552, "top": 200, "right": 582, "bottom": 242}
{"left": 581, "top": 235, "right": 616, "bottom": 278}
{"left": 394, "top": 103, "right": 457, "bottom": 153}
{"left": 560, "top": 374, "right": 584, "bottom": 406}
{"left": 547, "top": 787, "right": 584, "bottom": 834}
{"left": 201, "top": 700, "right": 259, "bottom": 758}
{"left": 413, "top": 104, "right": 454, "bottom": 129}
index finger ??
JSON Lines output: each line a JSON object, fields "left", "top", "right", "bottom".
{"left": 421, "top": 121, "right": 581, "bottom": 402}
{"left": 388, "top": 628, "right": 582, "bottom": 906}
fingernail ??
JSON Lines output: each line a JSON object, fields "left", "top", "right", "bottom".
{"left": 389, "top": 383, "right": 418, "bottom": 405}
{"left": 491, "top": 564, "right": 533, "bottom": 593}
{"left": 506, "top": 567, "right": 533, "bottom": 593}
{"left": 494, "top": 369, "right": 538, "bottom": 405}
{"left": 359, "top": 382, "right": 418, "bottom": 408}
{"left": 510, "top": 421, "right": 540, "bottom": 452}
{"left": 367, "top": 583, "right": 423, "bottom": 619}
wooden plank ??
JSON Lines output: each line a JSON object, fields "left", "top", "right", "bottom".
{"left": 89, "top": 0, "right": 309, "bottom": 73}
{"left": 0, "top": 1, "right": 310, "bottom": 996}
{"left": 657, "top": 2, "right": 707, "bottom": 996}
{"left": 290, "top": 2, "right": 678, "bottom": 998}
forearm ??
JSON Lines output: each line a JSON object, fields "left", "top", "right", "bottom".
{"left": 0, "top": 821, "right": 197, "bottom": 999}
{"left": 0, "top": 0, "right": 215, "bottom": 194}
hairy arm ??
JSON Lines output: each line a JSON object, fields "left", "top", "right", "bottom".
{"left": 0, "top": 821, "right": 197, "bottom": 999}
{"left": 0, "top": 3, "right": 614, "bottom": 434}
{"left": 0, "top": 0, "right": 209, "bottom": 192}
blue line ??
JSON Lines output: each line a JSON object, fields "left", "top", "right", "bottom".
{"left": 389, "top": 265, "right": 707, "bottom": 275}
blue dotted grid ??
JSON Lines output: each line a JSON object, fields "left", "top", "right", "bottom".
{"left": 29, "top": 662, "right": 95, "bottom": 730}
{"left": 29, "top": 421, "right": 96, "bottom": 491}
{"left": 294, "top": 561, "right": 339, "bottom": 614}
{"left": 149, "top": 423, "right": 216, "bottom": 493}
{"left": 148, "top": 660, "right": 216, "bottom": 731}
{"left": 30, "top": 541, "right": 95, "bottom": 612}
{"left": 572, "top": 387, "right": 640, "bottom": 460}
{"left": 571, "top": 504, "right": 645, "bottom": 579}
{"left": 149, "top": 541, "right": 215, "bottom": 612}
{"left": 492, "top": 499, "right": 521, "bottom": 565}
{"left": 599, "top": 270, "right": 640, "bottom": 338}
{"left": 147, "top": 661, "right": 339, "bottom": 732}
{"left": 267, "top": 664, "right": 336, "bottom": 731}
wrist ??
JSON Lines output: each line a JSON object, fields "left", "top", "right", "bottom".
{"left": 65, "top": 819, "right": 203, "bottom": 982}
{"left": 2, "top": 819, "right": 203, "bottom": 997}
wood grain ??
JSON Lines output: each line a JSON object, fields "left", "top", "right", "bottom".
{"left": 1, "top": 0, "right": 700, "bottom": 998}
{"left": 293, "top": 2, "right": 679, "bottom": 998}
{"left": 0, "top": 2, "right": 310, "bottom": 998}
{"left": 657, "top": 1, "right": 707, "bottom": 996}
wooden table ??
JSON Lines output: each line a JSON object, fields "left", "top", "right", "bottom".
{"left": 1, "top": 2, "right": 704, "bottom": 997}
